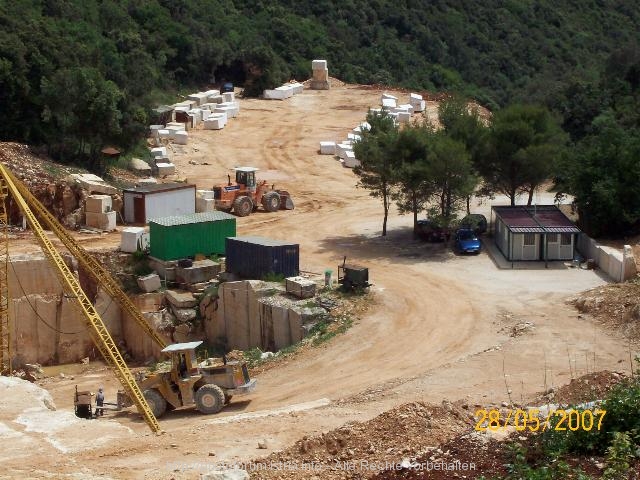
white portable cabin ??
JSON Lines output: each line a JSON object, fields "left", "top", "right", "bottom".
{"left": 123, "top": 183, "right": 196, "bottom": 224}
{"left": 492, "top": 205, "right": 580, "bottom": 262}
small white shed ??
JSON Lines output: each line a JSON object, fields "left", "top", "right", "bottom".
{"left": 123, "top": 183, "right": 196, "bottom": 224}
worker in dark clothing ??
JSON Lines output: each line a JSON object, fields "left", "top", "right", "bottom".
{"left": 96, "top": 387, "right": 105, "bottom": 417}
{"left": 179, "top": 354, "right": 188, "bottom": 379}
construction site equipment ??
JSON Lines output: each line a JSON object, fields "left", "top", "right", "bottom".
{"left": 3, "top": 167, "right": 168, "bottom": 351}
{"left": 74, "top": 386, "right": 93, "bottom": 419}
{"left": 337, "top": 256, "right": 370, "bottom": 291}
{"left": 0, "top": 181, "right": 9, "bottom": 374}
{"left": 212, "top": 167, "right": 294, "bottom": 217}
{"left": 131, "top": 341, "right": 256, "bottom": 418}
{"left": 0, "top": 164, "right": 161, "bottom": 433}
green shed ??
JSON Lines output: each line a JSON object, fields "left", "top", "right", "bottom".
{"left": 149, "top": 211, "right": 236, "bottom": 261}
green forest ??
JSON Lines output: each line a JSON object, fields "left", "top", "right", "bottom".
{"left": 1, "top": 1, "right": 640, "bottom": 235}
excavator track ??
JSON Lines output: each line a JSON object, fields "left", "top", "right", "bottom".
{"left": 0, "top": 164, "right": 160, "bottom": 433}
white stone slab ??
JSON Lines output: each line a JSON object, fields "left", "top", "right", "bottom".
{"left": 222, "top": 92, "right": 235, "bottom": 103}
{"left": 319, "top": 141, "right": 336, "bottom": 155}
{"left": 312, "top": 59, "right": 327, "bottom": 70}
{"left": 343, "top": 151, "right": 360, "bottom": 168}
{"left": 86, "top": 211, "right": 116, "bottom": 231}
{"left": 411, "top": 99, "right": 426, "bottom": 112}
{"left": 382, "top": 93, "right": 398, "bottom": 101}
{"left": 173, "top": 131, "right": 188, "bottom": 145}
{"left": 85, "top": 194, "right": 112, "bottom": 214}
{"left": 150, "top": 147, "right": 167, "bottom": 157}
{"left": 158, "top": 129, "right": 171, "bottom": 139}
{"left": 155, "top": 163, "right": 176, "bottom": 176}
{"left": 204, "top": 116, "right": 225, "bottom": 130}
{"left": 382, "top": 98, "right": 397, "bottom": 109}
{"left": 121, "top": 227, "right": 149, "bottom": 253}
{"left": 398, "top": 104, "right": 415, "bottom": 114}
{"left": 397, "top": 112, "right": 411, "bottom": 123}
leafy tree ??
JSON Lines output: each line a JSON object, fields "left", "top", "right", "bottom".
{"left": 560, "top": 113, "right": 640, "bottom": 237}
{"left": 391, "top": 125, "right": 432, "bottom": 235}
{"left": 353, "top": 111, "right": 398, "bottom": 236}
{"left": 41, "top": 67, "right": 123, "bottom": 169}
{"left": 477, "top": 104, "right": 565, "bottom": 206}
{"left": 426, "top": 133, "right": 478, "bottom": 221}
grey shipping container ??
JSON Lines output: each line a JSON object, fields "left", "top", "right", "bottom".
{"left": 225, "top": 236, "right": 299, "bottom": 279}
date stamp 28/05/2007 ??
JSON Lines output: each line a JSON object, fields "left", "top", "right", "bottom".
{"left": 474, "top": 408, "right": 606, "bottom": 433}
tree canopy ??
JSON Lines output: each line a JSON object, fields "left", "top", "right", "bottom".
{"left": 1, "top": 1, "right": 639, "bottom": 168}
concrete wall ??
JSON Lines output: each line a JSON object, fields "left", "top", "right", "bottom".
{"left": 577, "top": 233, "right": 637, "bottom": 282}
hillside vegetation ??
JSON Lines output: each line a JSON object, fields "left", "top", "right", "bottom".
{"left": 1, "top": 1, "right": 639, "bottom": 162}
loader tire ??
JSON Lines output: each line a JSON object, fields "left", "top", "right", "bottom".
{"left": 261, "top": 191, "right": 281, "bottom": 212}
{"left": 143, "top": 389, "right": 167, "bottom": 418}
{"left": 195, "top": 384, "right": 225, "bottom": 414}
{"left": 232, "top": 196, "right": 253, "bottom": 217}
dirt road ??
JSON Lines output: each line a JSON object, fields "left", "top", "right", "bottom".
{"left": 3, "top": 84, "right": 636, "bottom": 479}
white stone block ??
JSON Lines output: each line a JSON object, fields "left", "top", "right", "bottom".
{"left": 197, "top": 190, "right": 216, "bottom": 199}
{"left": 166, "top": 122, "right": 184, "bottom": 129}
{"left": 347, "top": 133, "right": 361, "bottom": 141}
{"left": 155, "top": 163, "right": 176, "bottom": 176}
{"left": 319, "top": 141, "right": 336, "bottom": 155}
{"left": 290, "top": 83, "right": 304, "bottom": 94}
{"left": 121, "top": 227, "right": 149, "bottom": 253}
{"left": 382, "top": 98, "right": 397, "bottom": 110}
{"left": 411, "top": 100, "right": 426, "bottom": 112}
{"left": 150, "top": 147, "right": 167, "bottom": 158}
{"left": 158, "top": 129, "right": 171, "bottom": 139}
{"left": 337, "top": 143, "right": 354, "bottom": 159}
{"left": 382, "top": 93, "right": 398, "bottom": 101}
{"left": 137, "top": 273, "right": 161, "bottom": 293}
{"left": 397, "top": 112, "right": 411, "bottom": 123}
{"left": 410, "top": 93, "right": 423, "bottom": 102}
{"left": 214, "top": 106, "right": 236, "bottom": 119}
{"left": 188, "top": 92, "right": 209, "bottom": 106}
{"left": 85, "top": 194, "right": 113, "bottom": 214}
{"left": 196, "top": 197, "right": 216, "bottom": 213}
{"left": 86, "top": 211, "right": 116, "bottom": 231}
{"left": 312, "top": 59, "right": 328, "bottom": 70}
{"left": 149, "top": 125, "right": 164, "bottom": 137}
{"left": 204, "top": 115, "right": 226, "bottom": 130}
{"left": 343, "top": 151, "right": 360, "bottom": 168}
{"left": 222, "top": 92, "right": 235, "bottom": 103}
{"left": 398, "top": 104, "right": 415, "bottom": 114}
{"left": 173, "top": 130, "right": 188, "bottom": 145}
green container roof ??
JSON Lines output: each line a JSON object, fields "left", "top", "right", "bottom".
{"left": 150, "top": 211, "right": 236, "bottom": 226}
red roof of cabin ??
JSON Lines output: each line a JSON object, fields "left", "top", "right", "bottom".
{"left": 492, "top": 206, "right": 580, "bottom": 234}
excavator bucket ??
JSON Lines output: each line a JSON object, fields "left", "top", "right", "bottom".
{"left": 277, "top": 190, "right": 295, "bottom": 210}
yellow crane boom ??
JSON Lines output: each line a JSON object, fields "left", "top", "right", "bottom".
{"left": 2, "top": 167, "right": 167, "bottom": 350}
{"left": 0, "top": 182, "right": 9, "bottom": 374}
{"left": 0, "top": 164, "right": 160, "bottom": 433}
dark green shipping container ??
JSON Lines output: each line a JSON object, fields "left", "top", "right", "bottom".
{"left": 149, "top": 211, "right": 236, "bottom": 260}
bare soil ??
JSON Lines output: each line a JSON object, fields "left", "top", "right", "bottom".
{"left": 1, "top": 83, "right": 638, "bottom": 479}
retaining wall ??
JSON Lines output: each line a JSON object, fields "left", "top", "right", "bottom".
{"left": 577, "top": 233, "right": 637, "bottom": 282}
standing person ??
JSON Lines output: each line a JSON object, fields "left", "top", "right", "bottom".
{"left": 96, "top": 387, "right": 105, "bottom": 417}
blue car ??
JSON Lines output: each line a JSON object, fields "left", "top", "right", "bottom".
{"left": 454, "top": 228, "right": 481, "bottom": 254}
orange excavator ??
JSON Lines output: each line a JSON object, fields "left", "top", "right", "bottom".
{"left": 212, "top": 167, "right": 294, "bottom": 217}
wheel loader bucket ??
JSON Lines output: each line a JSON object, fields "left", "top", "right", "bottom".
{"left": 277, "top": 190, "right": 295, "bottom": 210}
